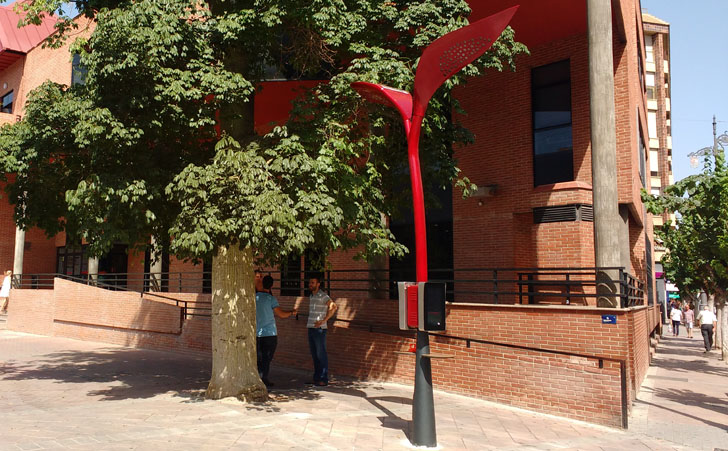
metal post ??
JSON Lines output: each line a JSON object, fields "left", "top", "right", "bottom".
{"left": 620, "top": 361, "right": 628, "bottom": 429}
{"left": 528, "top": 274, "right": 534, "bottom": 305}
{"left": 493, "top": 269, "right": 498, "bottom": 304}
{"left": 518, "top": 273, "right": 523, "bottom": 304}
{"left": 407, "top": 113, "right": 436, "bottom": 447}
{"left": 566, "top": 274, "right": 571, "bottom": 305}
{"left": 413, "top": 330, "right": 436, "bottom": 447}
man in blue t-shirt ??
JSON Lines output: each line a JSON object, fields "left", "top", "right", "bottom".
{"left": 256, "top": 274, "right": 297, "bottom": 387}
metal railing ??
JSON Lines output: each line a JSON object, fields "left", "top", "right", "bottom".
{"left": 12, "top": 272, "right": 212, "bottom": 318}
{"left": 276, "top": 266, "right": 646, "bottom": 307}
{"left": 12, "top": 272, "right": 211, "bottom": 292}
{"left": 12, "top": 266, "right": 646, "bottom": 308}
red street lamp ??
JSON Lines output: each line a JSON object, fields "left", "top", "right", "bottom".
{"left": 351, "top": 6, "right": 518, "bottom": 447}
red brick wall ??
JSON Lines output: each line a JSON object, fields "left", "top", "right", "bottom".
{"left": 8, "top": 281, "right": 211, "bottom": 357}
{"left": 52, "top": 318, "right": 210, "bottom": 357}
{"left": 452, "top": 34, "right": 595, "bottom": 272}
{"left": 5, "top": 288, "right": 55, "bottom": 335}
{"left": 0, "top": 184, "right": 17, "bottom": 275}
{"left": 53, "top": 278, "right": 182, "bottom": 334}
{"left": 628, "top": 305, "right": 658, "bottom": 395}
{"left": 274, "top": 296, "right": 658, "bottom": 427}
{"left": 0, "top": 182, "right": 58, "bottom": 276}
{"left": 0, "top": 56, "right": 26, "bottom": 116}
{"left": 15, "top": 18, "right": 95, "bottom": 114}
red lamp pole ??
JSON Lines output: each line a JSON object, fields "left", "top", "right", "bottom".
{"left": 351, "top": 6, "right": 518, "bottom": 446}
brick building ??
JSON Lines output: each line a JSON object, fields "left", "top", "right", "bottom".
{"left": 642, "top": 12, "right": 675, "bottom": 314}
{"left": 2, "top": 1, "right": 663, "bottom": 428}
{"left": 0, "top": 4, "right": 73, "bottom": 278}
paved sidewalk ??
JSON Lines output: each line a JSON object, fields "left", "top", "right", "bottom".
{"left": 630, "top": 326, "right": 728, "bottom": 451}
{"left": 0, "top": 329, "right": 707, "bottom": 450}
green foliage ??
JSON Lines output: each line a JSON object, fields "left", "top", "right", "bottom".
{"left": 1, "top": 0, "right": 527, "bottom": 264}
{"left": 642, "top": 150, "right": 728, "bottom": 299}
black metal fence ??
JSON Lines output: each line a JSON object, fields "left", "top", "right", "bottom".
{"left": 12, "top": 266, "right": 645, "bottom": 308}
{"left": 277, "top": 266, "right": 645, "bottom": 308}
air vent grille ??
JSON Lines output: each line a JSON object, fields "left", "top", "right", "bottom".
{"left": 533, "top": 204, "right": 594, "bottom": 224}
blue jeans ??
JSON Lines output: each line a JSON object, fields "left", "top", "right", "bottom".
{"left": 307, "top": 328, "right": 328, "bottom": 383}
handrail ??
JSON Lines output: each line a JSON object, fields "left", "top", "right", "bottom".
{"left": 11, "top": 265, "right": 646, "bottom": 308}
{"left": 306, "top": 312, "right": 630, "bottom": 429}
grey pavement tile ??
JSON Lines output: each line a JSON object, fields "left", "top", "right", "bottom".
{"left": 1, "top": 330, "right": 724, "bottom": 451}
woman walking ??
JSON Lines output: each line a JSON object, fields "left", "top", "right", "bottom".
{"left": 0, "top": 270, "right": 11, "bottom": 313}
{"left": 683, "top": 304, "right": 695, "bottom": 339}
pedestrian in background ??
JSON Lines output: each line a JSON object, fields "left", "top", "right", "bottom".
{"left": 0, "top": 270, "right": 11, "bottom": 313}
{"left": 670, "top": 303, "right": 683, "bottom": 337}
{"left": 683, "top": 304, "right": 695, "bottom": 339}
{"left": 696, "top": 305, "right": 718, "bottom": 353}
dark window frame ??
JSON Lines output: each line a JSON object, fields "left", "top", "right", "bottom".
{"left": 1, "top": 90, "right": 13, "bottom": 114}
{"left": 71, "top": 54, "right": 88, "bottom": 85}
{"left": 531, "top": 60, "right": 574, "bottom": 187}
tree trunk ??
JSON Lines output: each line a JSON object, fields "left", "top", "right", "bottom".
{"left": 206, "top": 244, "right": 267, "bottom": 401}
{"left": 718, "top": 296, "right": 728, "bottom": 363}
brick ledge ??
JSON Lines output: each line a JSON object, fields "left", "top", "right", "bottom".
{"left": 533, "top": 181, "right": 593, "bottom": 192}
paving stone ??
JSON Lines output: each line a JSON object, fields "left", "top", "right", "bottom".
{"left": 0, "top": 329, "right": 720, "bottom": 450}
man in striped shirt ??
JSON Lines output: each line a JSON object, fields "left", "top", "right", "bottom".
{"left": 306, "top": 275, "right": 338, "bottom": 386}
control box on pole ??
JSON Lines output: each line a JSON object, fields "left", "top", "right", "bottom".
{"left": 418, "top": 282, "right": 446, "bottom": 331}
{"left": 399, "top": 281, "right": 447, "bottom": 331}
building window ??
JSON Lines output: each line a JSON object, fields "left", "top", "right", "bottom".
{"left": 532, "top": 60, "right": 573, "bottom": 186}
{"left": 56, "top": 243, "right": 88, "bottom": 276}
{"left": 638, "top": 125, "right": 646, "bottom": 188}
{"left": 71, "top": 54, "right": 88, "bottom": 85}
{"left": 645, "top": 35, "right": 654, "bottom": 63}
{"left": 1, "top": 90, "right": 13, "bottom": 113}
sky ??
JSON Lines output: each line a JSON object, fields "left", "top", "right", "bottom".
{"left": 1, "top": 1, "right": 726, "bottom": 182}
{"left": 641, "top": 0, "right": 728, "bottom": 181}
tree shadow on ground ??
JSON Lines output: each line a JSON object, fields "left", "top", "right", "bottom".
{"left": 650, "top": 387, "right": 728, "bottom": 421}
{"left": 262, "top": 366, "right": 412, "bottom": 438}
{"left": 1, "top": 347, "right": 211, "bottom": 401}
{"left": 649, "top": 356, "right": 728, "bottom": 378}
{"left": 633, "top": 395, "right": 728, "bottom": 432}
{"left": 656, "top": 344, "right": 707, "bottom": 357}
{"left": 0, "top": 347, "right": 319, "bottom": 405}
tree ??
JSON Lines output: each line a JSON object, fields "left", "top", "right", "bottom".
{"left": 1, "top": 0, "right": 527, "bottom": 399}
{"left": 643, "top": 150, "right": 728, "bottom": 361}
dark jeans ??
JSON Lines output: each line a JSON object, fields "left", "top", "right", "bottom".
{"left": 257, "top": 335, "right": 278, "bottom": 383}
{"left": 672, "top": 320, "right": 680, "bottom": 336}
{"left": 700, "top": 324, "right": 714, "bottom": 351}
{"left": 307, "top": 328, "right": 328, "bottom": 383}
